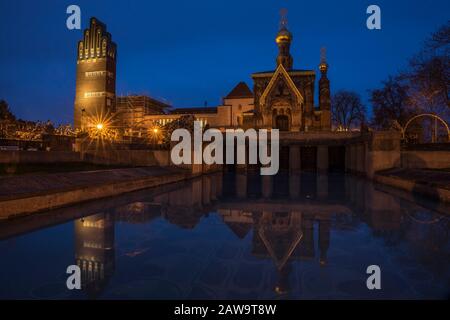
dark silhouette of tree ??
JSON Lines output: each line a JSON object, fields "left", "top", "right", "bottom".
{"left": 331, "top": 91, "right": 366, "bottom": 130}
{"left": 370, "top": 77, "right": 415, "bottom": 129}
{"left": 0, "top": 100, "right": 16, "bottom": 121}
{"left": 44, "top": 120, "right": 55, "bottom": 134}
{"left": 426, "top": 21, "right": 450, "bottom": 51}
{"left": 409, "top": 21, "right": 449, "bottom": 112}
{"left": 370, "top": 21, "right": 449, "bottom": 128}
{"left": 161, "top": 115, "right": 195, "bottom": 146}
{"left": 406, "top": 51, "right": 449, "bottom": 117}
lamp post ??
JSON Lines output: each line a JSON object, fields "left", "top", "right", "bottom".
{"left": 81, "top": 108, "right": 86, "bottom": 132}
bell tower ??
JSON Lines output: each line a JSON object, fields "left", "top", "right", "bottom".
{"left": 319, "top": 47, "right": 331, "bottom": 130}
{"left": 74, "top": 17, "right": 117, "bottom": 129}
{"left": 275, "top": 9, "right": 293, "bottom": 70}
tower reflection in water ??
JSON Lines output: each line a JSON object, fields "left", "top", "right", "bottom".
{"left": 75, "top": 213, "right": 115, "bottom": 297}
{"left": 72, "top": 171, "right": 449, "bottom": 299}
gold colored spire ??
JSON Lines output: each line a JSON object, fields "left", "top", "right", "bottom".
{"left": 319, "top": 47, "right": 328, "bottom": 73}
{"left": 276, "top": 8, "right": 292, "bottom": 44}
{"left": 279, "top": 8, "right": 288, "bottom": 29}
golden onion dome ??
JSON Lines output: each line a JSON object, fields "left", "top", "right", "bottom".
{"left": 276, "top": 27, "right": 292, "bottom": 44}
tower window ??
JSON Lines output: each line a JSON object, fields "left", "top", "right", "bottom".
{"left": 84, "top": 91, "right": 106, "bottom": 98}
{"left": 85, "top": 71, "right": 108, "bottom": 78}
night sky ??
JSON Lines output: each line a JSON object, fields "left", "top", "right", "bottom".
{"left": 0, "top": 0, "right": 449, "bottom": 124}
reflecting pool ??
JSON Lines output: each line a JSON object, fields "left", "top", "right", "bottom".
{"left": 0, "top": 172, "right": 449, "bottom": 299}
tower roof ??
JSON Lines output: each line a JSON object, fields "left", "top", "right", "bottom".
{"left": 225, "top": 222, "right": 252, "bottom": 239}
{"left": 276, "top": 26, "right": 292, "bottom": 43}
{"left": 78, "top": 17, "right": 116, "bottom": 61}
{"left": 225, "top": 82, "right": 253, "bottom": 99}
{"left": 275, "top": 9, "right": 293, "bottom": 70}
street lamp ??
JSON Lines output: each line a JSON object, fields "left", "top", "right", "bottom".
{"left": 81, "top": 108, "right": 86, "bottom": 131}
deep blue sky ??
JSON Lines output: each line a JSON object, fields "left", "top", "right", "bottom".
{"left": 0, "top": 0, "right": 449, "bottom": 124}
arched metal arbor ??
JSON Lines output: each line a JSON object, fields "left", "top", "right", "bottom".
{"left": 402, "top": 113, "right": 450, "bottom": 142}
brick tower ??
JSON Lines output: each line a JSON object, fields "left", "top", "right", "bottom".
{"left": 74, "top": 17, "right": 117, "bottom": 129}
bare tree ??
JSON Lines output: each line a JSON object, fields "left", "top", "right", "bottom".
{"left": 161, "top": 115, "right": 195, "bottom": 146}
{"left": 331, "top": 91, "right": 366, "bottom": 130}
{"left": 370, "top": 76, "right": 416, "bottom": 129}
{"left": 370, "top": 21, "right": 450, "bottom": 129}
{"left": 404, "top": 21, "right": 449, "bottom": 118}
{"left": 425, "top": 21, "right": 450, "bottom": 52}
{"left": 0, "top": 100, "right": 16, "bottom": 121}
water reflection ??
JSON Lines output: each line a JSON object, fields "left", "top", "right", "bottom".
{"left": 1, "top": 172, "right": 449, "bottom": 299}
{"left": 75, "top": 213, "right": 115, "bottom": 297}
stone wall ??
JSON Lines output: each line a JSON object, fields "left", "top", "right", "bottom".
{"left": 0, "top": 149, "right": 172, "bottom": 167}
{"left": 0, "top": 167, "right": 189, "bottom": 219}
{"left": 0, "top": 150, "right": 81, "bottom": 164}
{"left": 401, "top": 151, "right": 450, "bottom": 169}
{"left": 83, "top": 149, "right": 170, "bottom": 167}
{"left": 83, "top": 144, "right": 223, "bottom": 174}
{"left": 365, "top": 131, "right": 401, "bottom": 178}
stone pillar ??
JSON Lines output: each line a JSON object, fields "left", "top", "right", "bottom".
{"left": 302, "top": 216, "right": 315, "bottom": 257}
{"left": 192, "top": 163, "right": 203, "bottom": 175}
{"left": 356, "top": 143, "right": 365, "bottom": 175}
{"left": 236, "top": 173, "right": 247, "bottom": 199}
{"left": 291, "top": 110, "right": 301, "bottom": 132}
{"left": 355, "top": 144, "right": 360, "bottom": 173}
{"left": 216, "top": 173, "right": 223, "bottom": 197}
{"left": 358, "top": 142, "right": 367, "bottom": 175}
{"left": 318, "top": 220, "right": 331, "bottom": 266}
{"left": 74, "top": 138, "right": 83, "bottom": 153}
{"left": 262, "top": 175, "right": 273, "bottom": 199}
{"left": 236, "top": 141, "right": 250, "bottom": 173}
{"left": 202, "top": 176, "right": 211, "bottom": 205}
{"left": 317, "top": 146, "right": 329, "bottom": 173}
{"left": 351, "top": 144, "right": 357, "bottom": 173}
{"left": 345, "top": 144, "right": 351, "bottom": 172}
{"left": 289, "top": 173, "right": 300, "bottom": 199}
{"left": 289, "top": 145, "right": 301, "bottom": 172}
{"left": 190, "top": 179, "right": 203, "bottom": 206}
{"left": 236, "top": 163, "right": 247, "bottom": 172}
{"left": 209, "top": 174, "right": 218, "bottom": 201}
{"left": 350, "top": 144, "right": 357, "bottom": 173}
{"left": 317, "top": 174, "right": 328, "bottom": 199}
{"left": 75, "top": 138, "right": 87, "bottom": 161}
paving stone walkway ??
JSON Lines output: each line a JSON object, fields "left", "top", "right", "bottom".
{"left": 0, "top": 166, "right": 185, "bottom": 200}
